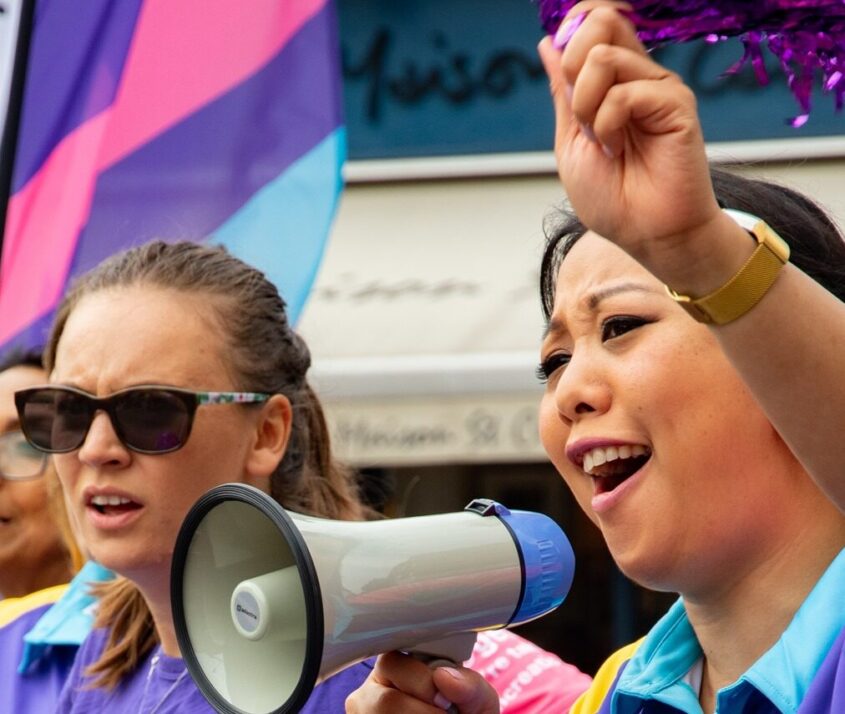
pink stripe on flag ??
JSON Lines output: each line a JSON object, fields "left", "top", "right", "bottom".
{"left": 0, "top": 0, "right": 327, "bottom": 346}
{"left": 98, "top": 0, "right": 327, "bottom": 169}
{"left": 0, "top": 111, "right": 113, "bottom": 345}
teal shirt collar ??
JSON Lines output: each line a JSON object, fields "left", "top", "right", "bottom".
{"left": 18, "top": 561, "right": 115, "bottom": 674}
{"left": 614, "top": 547, "right": 845, "bottom": 713}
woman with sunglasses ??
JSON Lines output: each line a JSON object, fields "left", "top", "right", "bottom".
{"left": 15, "top": 241, "right": 593, "bottom": 712}
{"left": 11, "top": 241, "right": 380, "bottom": 712}
{"left": 346, "top": 4, "right": 845, "bottom": 714}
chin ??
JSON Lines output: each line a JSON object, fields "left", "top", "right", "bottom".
{"left": 91, "top": 545, "right": 167, "bottom": 579}
{"left": 606, "top": 539, "right": 682, "bottom": 593}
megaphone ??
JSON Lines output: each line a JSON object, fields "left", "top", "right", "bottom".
{"left": 171, "top": 483, "right": 574, "bottom": 714}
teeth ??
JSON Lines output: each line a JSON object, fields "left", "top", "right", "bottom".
{"left": 581, "top": 445, "right": 649, "bottom": 476}
{"left": 91, "top": 495, "right": 132, "bottom": 507}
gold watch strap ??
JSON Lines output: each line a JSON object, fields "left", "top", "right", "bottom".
{"left": 666, "top": 209, "right": 790, "bottom": 325}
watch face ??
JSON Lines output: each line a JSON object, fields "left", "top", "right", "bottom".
{"left": 722, "top": 208, "right": 759, "bottom": 233}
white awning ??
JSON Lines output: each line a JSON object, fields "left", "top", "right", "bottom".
{"left": 299, "top": 174, "right": 561, "bottom": 466}
{"left": 300, "top": 159, "right": 845, "bottom": 467}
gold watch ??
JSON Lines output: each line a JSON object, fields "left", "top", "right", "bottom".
{"left": 666, "top": 209, "right": 790, "bottom": 325}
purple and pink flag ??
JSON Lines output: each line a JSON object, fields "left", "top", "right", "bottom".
{"left": 0, "top": 0, "right": 345, "bottom": 354}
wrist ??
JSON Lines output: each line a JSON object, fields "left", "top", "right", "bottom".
{"left": 647, "top": 211, "right": 756, "bottom": 297}
{"left": 665, "top": 209, "right": 791, "bottom": 325}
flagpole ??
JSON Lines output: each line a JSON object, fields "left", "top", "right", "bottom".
{"left": 0, "top": 0, "right": 35, "bottom": 263}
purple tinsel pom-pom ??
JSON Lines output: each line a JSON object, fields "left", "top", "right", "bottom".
{"left": 537, "top": 0, "right": 845, "bottom": 124}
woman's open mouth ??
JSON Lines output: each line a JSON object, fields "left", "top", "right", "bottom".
{"left": 582, "top": 444, "right": 652, "bottom": 495}
{"left": 89, "top": 494, "right": 142, "bottom": 516}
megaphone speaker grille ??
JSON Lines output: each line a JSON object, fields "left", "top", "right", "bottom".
{"left": 171, "top": 484, "right": 324, "bottom": 714}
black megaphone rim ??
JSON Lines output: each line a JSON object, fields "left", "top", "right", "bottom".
{"left": 171, "top": 482, "right": 324, "bottom": 714}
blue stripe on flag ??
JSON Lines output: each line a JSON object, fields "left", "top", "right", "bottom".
{"left": 210, "top": 127, "right": 346, "bottom": 326}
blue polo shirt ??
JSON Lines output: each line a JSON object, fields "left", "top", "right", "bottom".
{"left": 573, "top": 546, "right": 845, "bottom": 713}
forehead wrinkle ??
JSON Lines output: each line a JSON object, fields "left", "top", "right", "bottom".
{"left": 543, "top": 280, "right": 659, "bottom": 342}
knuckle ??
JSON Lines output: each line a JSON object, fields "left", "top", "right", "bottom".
{"left": 587, "top": 42, "right": 616, "bottom": 66}
{"left": 373, "top": 688, "right": 405, "bottom": 710}
{"left": 668, "top": 80, "right": 698, "bottom": 108}
{"left": 589, "top": 4, "right": 626, "bottom": 26}
{"left": 561, "top": 53, "right": 581, "bottom": 85}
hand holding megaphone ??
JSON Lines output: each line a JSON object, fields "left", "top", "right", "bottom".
{"left": 171, "top": 484, "right": 575, "bottom": 714}
{"left": 345, "top": 650, "right": 500, "bottom": 714}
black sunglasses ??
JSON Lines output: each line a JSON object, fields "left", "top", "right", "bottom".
{"left": 14, "top": 385, "right": 270, "bottom": 455}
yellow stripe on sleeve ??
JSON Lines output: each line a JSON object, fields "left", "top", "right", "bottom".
{"left": 0, "top": 584, "right": 68, "bottom": 629}
{"left": 569, "top": 639, "right": 644, "bottom": 714}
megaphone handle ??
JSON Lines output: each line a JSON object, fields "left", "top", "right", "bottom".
{"left": 413, "top": 656, "right": 460, "bottom": 714}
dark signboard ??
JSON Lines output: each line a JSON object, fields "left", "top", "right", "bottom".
{"left": 338, "top": 0, "right": 844, "bottom": 160}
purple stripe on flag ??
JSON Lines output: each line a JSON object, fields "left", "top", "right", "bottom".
{"left": 0, "top": 310, "right": 54, "bottom": 359}
{"left": 12, "top": 0, "right": 143, "bottom": 191}
{"left": 68, "top": 3, "right": 342, "bottom": 277}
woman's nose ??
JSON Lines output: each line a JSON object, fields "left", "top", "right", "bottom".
{"left": 554, "top": 350, "right": 612, "bottom": 424}
{"left": 77, "top": 411, "right": 130, "bottom": 467}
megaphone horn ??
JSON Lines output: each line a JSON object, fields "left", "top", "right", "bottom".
{"left": 171, "top": 483, "right": 574, "bottom": 714}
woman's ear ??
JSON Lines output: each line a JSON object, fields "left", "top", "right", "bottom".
{"left": 243, "top": 394, "right": 293, "bottom": 492}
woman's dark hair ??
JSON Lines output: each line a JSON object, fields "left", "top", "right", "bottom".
{"left": 44, "top": 240, "right": 369, "bottom": 688}
{"left": 540, "top": 167, "right": 845, "bottom": 320}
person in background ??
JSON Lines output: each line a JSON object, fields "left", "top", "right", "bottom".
{"left": 0, "top": 351, "right": 72, "bottom": 601}
{"left": 14, "top": 240, "right": 589, "bottom": 712}
{"left": 345, "top": 2, "right": 845, "bottom": 713}
{"left": 0, "top": 351, "right": 80, "bottom": 713}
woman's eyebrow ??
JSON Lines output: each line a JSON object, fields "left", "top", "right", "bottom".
{"left": 544, "top": 281, "right": 658, "bottom": 340}
{"left": 543, "top": 282, "right": 660, "bottom": 340}
{"left": 586, "top": 282, "right": 657, "bottom": 309}
{"left": 543, "top": 318, "right": 568, "bottom": 341}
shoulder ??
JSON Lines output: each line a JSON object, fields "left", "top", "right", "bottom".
{"left": 569, "top": 640, "right": 643, "bottom": 714}
{"left": 58, "top": 640, "right": 213, "bottom": 714}
{"left": 0, "top": 585, "right": 68, "bottom": 672}
{"left": 800, "top": 625, "right": 845, "bottom": 713}
{"left": 69, "top": 625, "right": 111, "bottom": 665}
{"left": 0, "top": 586, "right": 76, "bottom": 714}
{"left": 56, "top": 626, "right": 112, "bottom": 705}
{"left": 466, "top": 630, "right": 592, "bottom": 713}
{"left": 0, "top": 585, "right": 68, "bottom": 629}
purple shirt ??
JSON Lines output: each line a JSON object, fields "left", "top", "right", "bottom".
{"left": 57, "top": 626, "right": 373, "bottom": 713}
{"left": 0, "top": 600, "right": 78, "bottom": 714}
